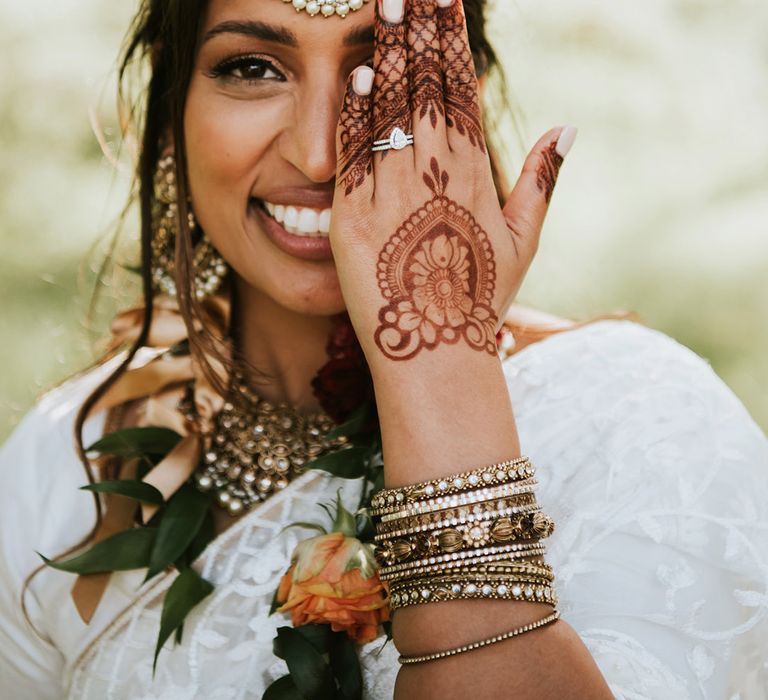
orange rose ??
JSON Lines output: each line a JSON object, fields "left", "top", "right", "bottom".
{"left": 276, "top": 532, "right": 390, "bottom": 644}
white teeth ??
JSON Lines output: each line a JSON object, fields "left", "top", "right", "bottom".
{"left": 261, "top": 200, "right": 332, "bottom": 237}
{"left": 318, "top": 209, "right": 331, "bottom": 234}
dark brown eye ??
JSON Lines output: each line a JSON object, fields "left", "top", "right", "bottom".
{"left": 211, "top": 55, "right": 285, "bottom": 83}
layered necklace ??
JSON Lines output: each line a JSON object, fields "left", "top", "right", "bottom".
{"left": 181, "top": 371, "right": 350, "bottom": 515}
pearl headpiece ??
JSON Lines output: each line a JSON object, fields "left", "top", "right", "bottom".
{"left": 283, "top": 0, "right": 371, "bottom": 18}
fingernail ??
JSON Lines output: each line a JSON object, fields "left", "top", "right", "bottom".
{"left": 555, "top": 126, "right": 578, "bottom": 158}
{"left": 353, "top": 66, "right": 375, "bottom": 96}
{"left": 382, "top": 0, "right": 404, "bottom": 23}
{"left": 436, "top": 0, "right": 455, "bottom": 7}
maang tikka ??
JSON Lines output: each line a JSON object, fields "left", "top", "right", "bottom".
{"left": 151, "top": 153, "right": 228, "bottom": 300}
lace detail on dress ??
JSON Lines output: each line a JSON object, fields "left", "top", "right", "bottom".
{"left": 62, "top": 321, "right": 768, "bottom": 699}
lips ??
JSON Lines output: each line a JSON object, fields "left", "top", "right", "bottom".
{"left": 251, "top": 199, "right": 335, "bottom": 262}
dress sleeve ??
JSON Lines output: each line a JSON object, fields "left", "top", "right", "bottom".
{"left": 0, "top": 380, "right": 105, "bottom": 699}
{"left": 0, "top": 408, "right": 67, "bottom": 699}
{"left": 524, "top": 323, "right": 768, "bottom": 700}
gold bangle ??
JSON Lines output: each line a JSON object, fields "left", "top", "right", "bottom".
{"left": 371, "top": 457, "right": 532, "bottom": 514}
{"left": 397, "top": 610, "right": 561, "bottom": 665}
{"left": 374, "top": 500, "right": 542, "bottom": 542}
{"left": 391, "top": 583, "right": 557, "bottom": 610}
{"left": 377, "top": 479, "right": 539, "bottom": 521}
{"left": 381, "top": 558, "right": 552, "bottom": 584}
{"left": 379, "top": 542, "right": 547, "bottom": 578}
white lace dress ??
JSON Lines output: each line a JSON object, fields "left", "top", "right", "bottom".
{"left": 1, "top": 320, "right": 766, "bottom": 700}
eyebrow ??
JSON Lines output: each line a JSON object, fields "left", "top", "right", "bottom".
{"left": 203, "top": 20, "right": 375, "bottom": 48}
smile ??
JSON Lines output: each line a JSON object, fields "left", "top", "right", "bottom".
{"left": 262, "top": 200, "right": 331, "bottom": 238}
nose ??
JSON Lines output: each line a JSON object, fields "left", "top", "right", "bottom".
{"left": 279, "top": 77, "right": 343, "bottom": 184}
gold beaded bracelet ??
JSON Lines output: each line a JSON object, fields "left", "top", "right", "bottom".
{"left": 378, "top": 542, "right": 546, "bottom": 579}
{"left": 390, "top": 578, "right": 557, "bottom": 610}
{"left": 371, "top": 457, "right": 532, "bottom": 514}
{"left": 381, "top": 558, "right": 552, "bottom": 584}
{"left": 398, "top": 610, "right": 561, "bottom": 665}
{"left": 377, "top": 479, "right": 540, "bottom": 522}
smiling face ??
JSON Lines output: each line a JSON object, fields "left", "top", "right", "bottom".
{"left": 184, "top": 0, "right": 376, "bottom": 316}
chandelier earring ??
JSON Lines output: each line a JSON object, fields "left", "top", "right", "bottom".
{"left": 151, "top": 153, "right": 228, "bottom": 300}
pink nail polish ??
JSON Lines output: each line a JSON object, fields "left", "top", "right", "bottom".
{"left": 555, "top": 126, "right": 578, "bottom": 158}
{"left": 436, "top": 0, "right": 454, "bottom": 7}
{"left": 353, "top": 67, "right": 375, "bottom": 96}
{"left": 382, "top": 0, "right": 404, "bottom": 23}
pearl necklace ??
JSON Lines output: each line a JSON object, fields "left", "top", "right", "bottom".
{"left": 283, "top": 0, "right": 370, "bottom": 19}
{"left": 185, "top": 373, "right": 350, "bottom": 515}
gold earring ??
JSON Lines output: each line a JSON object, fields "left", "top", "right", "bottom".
{"left": 151, "top": 153, "right": 228, "bottom": 300}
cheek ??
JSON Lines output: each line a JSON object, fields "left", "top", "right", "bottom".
{"left": 183, "top": 79, "right": 281, "bottom": 221}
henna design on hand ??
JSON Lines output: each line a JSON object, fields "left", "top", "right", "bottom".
{"left": 338, "top": 86, "right": 373, "bottom": 196}
{"left": 373, "top": 18, "right": 411, "bottom": 149}
{"left": 408, "top": 1, "right": 444, "bottom": 128}
{"left": 536, "top": 141, "right": 564, "bottom": 203}
{"left": 374, "top": 159, "right": 498, "bottom": 361}
{"left": 438, "top": 4, "right": 486, "bottom": 152}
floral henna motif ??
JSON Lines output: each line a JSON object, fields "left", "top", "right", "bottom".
{"left": 437, "top": 4, "right": 486, "bottom": 152}
{"left": 374, "top": 159, "right": 498, "bottom": 361}
{"left": 373, "top": 18, "right": 411, "bottom": 148}
{"left": 338, "top": 87, "right": 373, "bottom": 196}
{"left": 408, "top": 2, "right": 444, "bottom": 128}
{"left": 536, "top": 141, "right": 563, "bottom": 203}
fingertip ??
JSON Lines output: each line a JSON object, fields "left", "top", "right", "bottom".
{"left": 353, "top": 66, "right": 375, "bottom": 96}
{"left": 555, "top": 125, "right": 578, "bottom": 158}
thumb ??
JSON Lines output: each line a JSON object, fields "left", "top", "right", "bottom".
{"left": 502, "top": 126, "right": 578, "bottom": 258}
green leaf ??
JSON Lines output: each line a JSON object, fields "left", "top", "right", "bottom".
{"left": 275, "top": 626, "right": 336, "bottom": 700}
{"left": 325, "top": 402, "right": 371, "bottom": 440}
{"left": 305, "top": 447, "right": 368, "bottom": 480}
{"left": 147, "top": 484, "right": 211, "bottom": 580}
{"left": 81, "top": 480, "right": 164, "bottom": 506}
{"left": 295, "top": 624, "right": 334, "bottom": 654}
{"left": 86, "top": 427, "right": 182, "bottom": 459}
{"left": 40, "top": 528, "right": 156, "bottom": 574}
{"left": 329, "top": 633, "right": 363, "bottom": 700}
{"left": 269, "top": 586, "right": 282, "bottom": 616}
{"left": 154, "top": 568, "right": 214, "bottom": 672}
{"left": 177, "top": 508, "right": 215, "bottom": 568}
{"left": 262, "top": 675, "right": 304, "bottom": 700}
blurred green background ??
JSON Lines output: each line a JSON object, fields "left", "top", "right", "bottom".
{"left": 0, "top": 0, "right": 766, "bottom": 441}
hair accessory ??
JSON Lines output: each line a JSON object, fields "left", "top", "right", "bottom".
{"left": 283, "top": 0, "right": 370, "bottom": 18}
{"left": 397, "top": 610, "right": 561, "bottom": 665}
{"left": 372, "top": 127, "right": 415, "bottom": 153}
{"left": 151, "top": 153, "right": 228, "bottom": 300}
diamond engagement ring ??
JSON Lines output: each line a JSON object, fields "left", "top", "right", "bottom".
{"left": 372, "top": 127, "right": 415, "bottom": 153}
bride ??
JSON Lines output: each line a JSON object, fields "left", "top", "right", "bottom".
{"left": 1, "top": 0, "right": 766, "bottom": 698}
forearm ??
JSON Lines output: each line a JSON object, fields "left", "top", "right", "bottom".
{"left": 371, "top": 349, "right": 614, "bottom": 699}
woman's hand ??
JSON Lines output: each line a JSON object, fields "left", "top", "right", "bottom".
{"left": 330, "top": 0, "right": 576, "bottom": 368}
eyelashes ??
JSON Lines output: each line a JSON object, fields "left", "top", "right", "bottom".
{"left": 208, "top": 54, "right": 286, "bottom": 85}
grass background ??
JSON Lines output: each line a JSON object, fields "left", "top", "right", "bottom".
{"left": 1, "top": 0, "right": 766, "bottom": 441}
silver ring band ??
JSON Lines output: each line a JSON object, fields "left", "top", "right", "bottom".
{"left": 373, "top": 127, "right": 414, "bottom": 152}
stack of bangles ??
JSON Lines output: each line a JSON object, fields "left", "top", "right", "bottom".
{"left": 371, "top": 456, "right": 561, "bottom": 665}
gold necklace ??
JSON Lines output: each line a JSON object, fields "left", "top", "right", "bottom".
{"left": 184, "top": 372, "right": 349, "bottom": 515}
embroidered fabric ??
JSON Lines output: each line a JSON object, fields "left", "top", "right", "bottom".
{"left": 1, "top": 321, "right": 766, "bottom": 699}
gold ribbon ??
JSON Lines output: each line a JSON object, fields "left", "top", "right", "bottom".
{"left": 72, "top": 294, "right": 231, "bottom": 623}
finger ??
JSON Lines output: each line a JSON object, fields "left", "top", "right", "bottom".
{"left": 407, "top": 0, "right": 446, "bottom": 143}
{"left": 437, "top": 0, "right": 486, "bottom": 152}
{"left": 502, "top": 126, "right": 578, "bottom": 259}
{"left": 372, "top": 0, "right": 412, "bottom": 156}
{"left": 336, "top": 67, "right": 375, "bottom": 199}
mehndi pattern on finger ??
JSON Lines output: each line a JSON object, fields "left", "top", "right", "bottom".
{"left": 408, "top": 1, "right": 444, "bottom": 128}
{"left": 338, "top": 86, "right": 374, "bottom": 196}
{"left": 438, "top": 3, "right": 486, "bottom": 152}
{"left": 374, "top": 158, "right": 498, "bottom": 360}
{"left": 372, "top": 18, "right": 412, "bottom": 152}
{"left": 536, "top": 141, "right": 564, "bottom": 203}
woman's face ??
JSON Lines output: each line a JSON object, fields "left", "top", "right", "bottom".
{"left": 185, "top": 0, "right": 376, "bottom": 316}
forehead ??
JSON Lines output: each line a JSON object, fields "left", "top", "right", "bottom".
{"left": 202, "top": 0, "right": 376, "bottom": 47}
